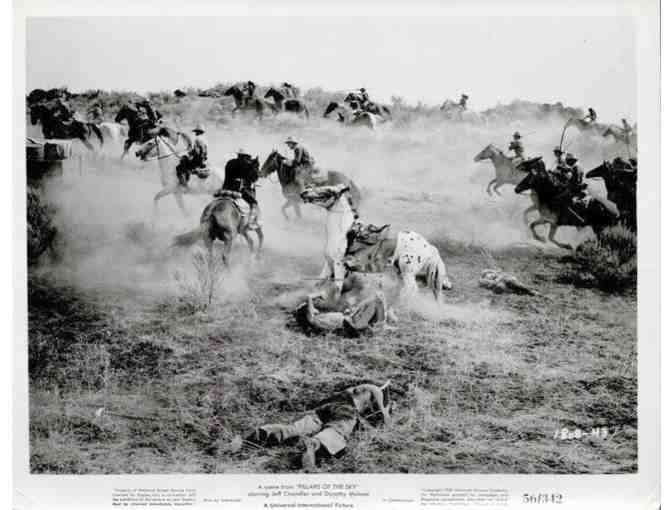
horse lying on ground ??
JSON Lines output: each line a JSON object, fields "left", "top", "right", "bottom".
{"left": 260, "top": 149, "right": 361, "bottom": 220}
{"left": 172, "top": 190, "right": 264, "bottom": 265}
{"left": 301, "top": 184, "right": 451, "bottom": 303}
{"left": 514, "top": 159, "right": 619, "bottom": 250}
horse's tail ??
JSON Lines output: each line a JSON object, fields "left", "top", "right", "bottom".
{"left": 90, "top": 123, "right": 104, "bottom": 146}
{"left": 324, "top": 102, "right": 338, "bottom": 118}
{"left": 426, "top": 247, "right": 447, "bottom": 302}
{"left": 382, "top": 105, "right": 391, "bottom": 116}
{"left": 172, "top": 226, "right": 203, "bottom": 247}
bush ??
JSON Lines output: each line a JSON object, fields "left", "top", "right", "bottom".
{"left": 27, "top": 185, "right": 57, "bottom": 264}
{"left": 575, "top": 225, "right": 637, "bottom": 292}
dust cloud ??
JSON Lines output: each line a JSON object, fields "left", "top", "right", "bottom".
{"left": 32, "top": 111, "right": 624, "bottom": 301}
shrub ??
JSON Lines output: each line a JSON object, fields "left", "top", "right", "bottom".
{"left": 575, "top": 225, "right": 637, "bottom": 292}
{"left": 27, "top": 185, "right": 57, "bottom": 264}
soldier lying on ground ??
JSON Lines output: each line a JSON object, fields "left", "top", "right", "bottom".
{"left": 294, "top": 272, "right": 398, "bottom": 335}
{"left": 478, "top": 269, "right": 540, "bottom": 296}
{"left": 245, "top": 381, "right": 392, "bottom": 471}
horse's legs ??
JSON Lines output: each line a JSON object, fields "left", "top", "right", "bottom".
{"left": 522, "top": 204, "right": 537, "bottom": 225}
{"left": 293, "top": 202, "right": 302, "bottom": 220}
{"left": 254, "top": 227, "right": 264, "bottom": 257}
{"left": 492, "top": 182, "right": 503, "bottom": 196}
{"left": 486, "top": 178, "right": 497, "bottom": 196}
{"left": 153, "top": 188, "right": 174, "bottom": 225}
{"left": 548, "top": 224, "right": 573, "bottom": 251}
{"left": 529, "top": 219, "right": 548, "bottom": 243}
{"left": 121, "top": 139, "right": 133, "bottom": 160}
{"left": 81, "top": 138, "right": 95, "bottom": 153}
{"left": 281, "top": 201, "right": 291, "bottom": 221}
{"left": 174, "top": 192, "right": 188, "bottom": 217}
{"left": 242, "top": 231, "right": 255, "bottom": 256}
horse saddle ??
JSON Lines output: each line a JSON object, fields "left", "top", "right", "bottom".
{"left": 193, "top": 166, "right": 211, "bottom": 179}
{"left": 212, "top": 189, "right": 253, "bottom": 219}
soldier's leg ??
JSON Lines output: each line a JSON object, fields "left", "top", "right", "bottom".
{"left": 343, "top": 292, "right": 387, "bottom": 333}
{"left": 246, "top": 411, "right": 323, "bottom": 447}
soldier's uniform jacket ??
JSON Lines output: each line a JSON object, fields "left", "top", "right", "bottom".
{"left": 459, "top": 97, "right": 468, "bottom": 109}
{"left": 223, "top": 155, "right": 258, "bottom": 202}
{"left": 565, "top": 163, "right": 584, "bottom": 189}
{"left": 289, "top": 144, "right": 315, "bottom": 169}
{"left": 508, "top": 139, "right": 524, "bottom": 157}
{"left": 189, "top": 136, "right": 208, "bottom": 167}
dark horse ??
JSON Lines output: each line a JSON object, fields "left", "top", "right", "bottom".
{"left": 260, "top": 149, "right": 362, "bottom": 220}
{"left": 515, "top": 159, "right": 619, "bottom": 250}
{"left": 343, "top": 92, "right": 391, "bottom": 117}
{"left": 586, "top": 160, "right": 637, "bottom": 232}
{"left": 29, "top": 103, "right": 103, "bottom": 152}
{"left": 172, "top": 191, "right": 264, "bottom": 266}
{"left": 223, "top": 85, "right": 275, "bottom": 120}
{"left": 263, "top": 88, "right": 310, "bottom": 119}
{"left": 115, "top": 104, "right": 185, "bottom": 159}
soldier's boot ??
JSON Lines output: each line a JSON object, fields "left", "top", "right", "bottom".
{"left": 301, "top": 437, "right": 322, "bottom": 473}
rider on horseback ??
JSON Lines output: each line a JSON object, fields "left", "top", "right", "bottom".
{"left": 176, "top": 124, "right": 209, "bottom": 189}
{"left": 583, "top": 107, "right": 597, "bottom": 123}
{"left": 218, "top": 148, "right": 261, "bottom": 226}
{"left": 51, "top": 97, "right": 74, "bottom": 124}
{"left": 552, "top": 146, "right": 567, "bottom": 172}
{"left": 554, "top": 153, "right": 588, "bottom": 221}
{"left": 508, "top": 132, "right": 525, "bottom": 169}
{"left": 285, "top": 136, "right": 317, "bottom": 190}
{"left": 88, "top": 102, "right": 104, "bottom": 124}
{"left": 459, "top": 94, "right": 469, "bottom": 110}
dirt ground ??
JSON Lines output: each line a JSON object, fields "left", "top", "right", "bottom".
{"left": 27, "top": 114, "right": 637, "bottom": 474}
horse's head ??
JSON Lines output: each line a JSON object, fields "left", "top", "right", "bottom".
{"left": 323, "top": 102, "right": 340, "bottom": 118}
{"left": 223, "top": 86, "right": 240, "bottom": 98}
{"left": 114, "top": 104, "right": 134, "bottom": 124}
{"left": 264, "top": 88, "right": 282, "bottom": 100}
{"left": 514, "top": 171, "right": 534, "bottom": 194}
{"left": 300, "top": 183, "right": 351, "bottom": 210}
{"left": 473, "top": 144, "right": 496, "bottom": 162}
{"left": 135, "top": 137, "right": 158, "bottom": 160}
{"left": 260, "top": 149, "right": 282, "bottom": 178}
{"left": 29, "top": 104, "right": 46, "bottom": 125}
{"left": 586, "top": 161, "right": 610, "bottom": 180}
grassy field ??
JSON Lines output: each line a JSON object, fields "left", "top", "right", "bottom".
{"left": 27, "top": 102, "right": 637, "bottom": 474}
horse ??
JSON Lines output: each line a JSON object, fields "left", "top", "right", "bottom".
{"left": 440, "top": 101, "right": 486, "bottom": 124}
{"left": 29, "top": 103, "right": 103, "bottom": 152}
{"left": 602, "top": 125, "right": 638, "bottom": 155}
{"left": 586, "top": 160, "right": 637, "bottom": 231}
{"left": 263, "top": 88, "right": 310, "bottom": 119}
{"left": 172, "top": 191, "right": 264, "bottom": 266}
{"left": 259, "top": 149, "right": 362, "bottom": 220}
{"left": 223, "top": 85, "right": 276, "bottom": 120}
{"left": 323, "top": 102, "right": 379, "bottom": 129}
{"left": 301, "top": 185, "right": 450, "bottom": 303}
{"left": 114, "top": 104, "right": 184, "bottom": 159}
{"left": 135, "top": 134, "right": 225, "bottom": 219}
{"left": 343, "top": 93, "right": 392, "bottom": 117}
{"left": 473, "top": 144, "right": 539, "bottom": 224}
{"left": 514, "top": 162, "right": 620, "bottom": 250}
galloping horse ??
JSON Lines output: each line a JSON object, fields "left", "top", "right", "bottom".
{"left": 514, "top": 161, "right": 619, "bottom": 250}
{"left": 114, "top": 104, "right": 184, "bottom": 159}
{"left": 223, "top": 85, "right": 275, "bottom": 120}
{"left": 29, "top": 103, "right": 103, "bottom": 152}
{"left": 343, "top": 93, "right": 391, "bottom": 117}
{"left": 136, "top": 135, "right": 225, "bottom": 218}
{"left": 301, "top": 185, "right": 450, "bottom": 303}
{"left": 259, "top": 149, "right": 362, "bottom": 220}
{"left": 263, "top": 88, "right": 310, "bottom": 118}
{"left": 323, "top": 102, "right": 380, "bottom": 129}
{"left": 172, "top": 191, "right": 264, "bottom": 266}
{"left": 603, "top": 124, "right": 638, "bottom": 150}
{"left": 473, "top": 144, "right": 539, "bottom": 224}
{"left": 586, "top": 160, "right": 637, "bottom": 231}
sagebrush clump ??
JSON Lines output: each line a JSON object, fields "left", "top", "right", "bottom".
{"left": 575, "top": 225, "right": 637, "bottom": 292}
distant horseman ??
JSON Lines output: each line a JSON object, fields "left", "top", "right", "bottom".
{"left": 508, "top": 131, "right": 525, "bottom": 169}
{"left": 284, "top": 136, "right": 317, "bottom": 190}
{"left": 176, "top": 123, "right": 209, "bottom": 189}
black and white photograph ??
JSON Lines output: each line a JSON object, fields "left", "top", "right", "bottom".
{"left": 22, "top": 10, "right": 649, "bottom": 482}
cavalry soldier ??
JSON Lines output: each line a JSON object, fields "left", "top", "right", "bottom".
{"left": 88, "top": 102, "right": 104, "bottom": 124}
{"left": 176, "top": 123, "right": 208, "bottom": 189}
{"left": 583, "top": 107, "right": 597, "bottom": 123}
{"left": 135, "top": 98, "right": 162, "bottom": 126}
{"left": 51, "top": 96, "right": 74, "bottom": 123}
{"left": 554, "top": 153, "right": 587, "bottom": 219}
{"left": 552, "top": 146, "right": 567, "bottom": 171}
{"left": 245, "top": 381, "right": 392, "bottom": 471}
{"left": 508, "top": 131, "right": 525, "bottom": 168}
{"left": 621, "top": 118, "right": 633, "bottom": 145}
{"left": 459, "top": 93, "right": 469, "bottom": 110}
{"left": 243, "top": 80, "right": 257, "bottom": 106}
{"left": 281, "top": 82, "right": 297, "bottom": 98}
{"left": 284, "top": 136, "right": 316, "bottom": 190}
{"left": 219, "top": 147, "right": 260, "bottom": 225}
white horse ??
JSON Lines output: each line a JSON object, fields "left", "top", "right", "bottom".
{"left": 137, "top": 135, "right": 225, "bottom": 218}
{"left": 473, "top": 143, "right": 539, "bottom": 224}
{"left": 301, "top": 184, "right": 451, "bottom": 303}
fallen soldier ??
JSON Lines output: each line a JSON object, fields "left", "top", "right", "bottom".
{"left": 245, "top": 381, "right": 392, "bottom": 471}
{"left": 295, "top": 273, "right": 398, "bottom": 335}
{"left": 478, "top": 269, "right": 540, "bottom": 296}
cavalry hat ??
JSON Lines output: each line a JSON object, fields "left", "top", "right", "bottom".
{"left": 284, "top": 136, "right": 298, "bottom": 145}
{"left": 193, "top": 123, "right": 205, "bottom": 134}
{"left": 553, "top": 146, "right": 564, "bottom": 153}
{"left": 565, "top": 153, "right": 578, "bottom": 162}
{"left": 236, "top": 148, "right": 250, "bottom": 156}
{"left": 461, "top": 94, "right": 469, "bottom": 99}
{"left": 359, "top": 88, "right": 366, "bottom": 92}
{"left": 513, "top": 131, "right": 522, "bottom": 139}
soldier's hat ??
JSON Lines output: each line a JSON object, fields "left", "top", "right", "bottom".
{"left": 193, "top": 123, "right": 205, "bottom": 134}
{"left": 553, "top": 146, "right": 564, "bottom": 153}
{"left": 236, "top": 148, "right": 250, "bottom": 156}
{"left": 513, "top": 131, "right": 522, "bottom": 139}
{"left": 461, "top": 94, "right": 469, "bottom": 99}
{"left": 284, "top": 136, "right": 298, "bottom": 145}
{"left": 359, "top": 88, "right": 366, "bottom": 92}
{"left": 565, "top": 153, "right": 578, "bottom": 162}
